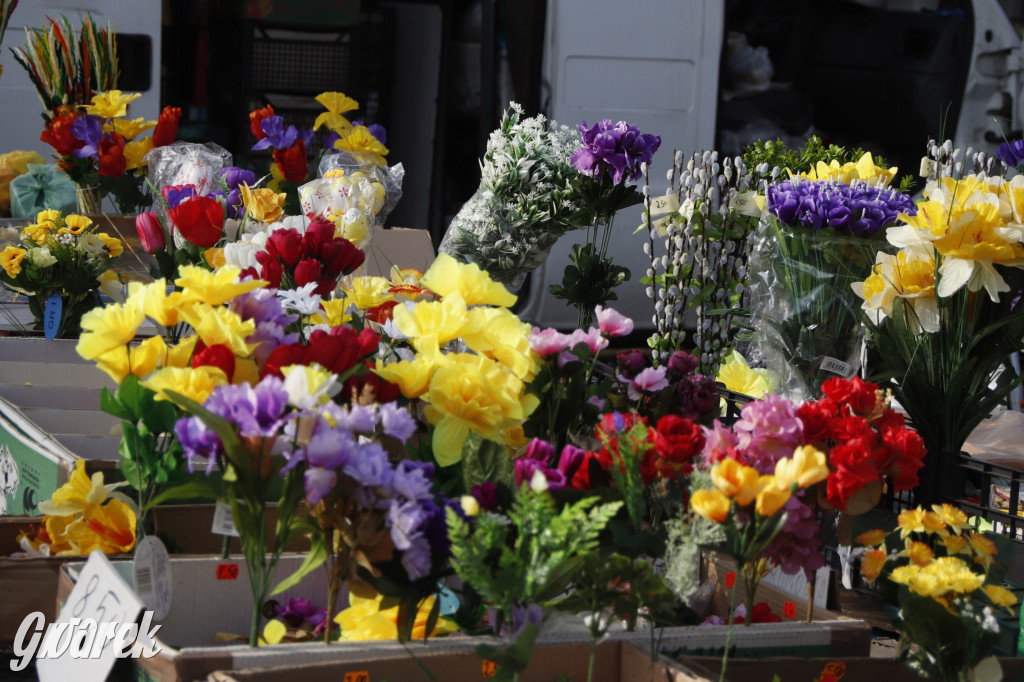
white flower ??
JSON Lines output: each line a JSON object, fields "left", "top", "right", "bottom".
{"left": 277, "top": 283, "right": 322, "bottom": 316}
{"left": 281, "top": 363, "right": 340, "bottom": 410}
{"left": 26, "top": 247, "right": 57, "bottom": 267}
{"left": 78, "top": 234, "right": 106, "bottom": 257}
{"left": 223, "top": 231, "right": 269, "bottom": 269}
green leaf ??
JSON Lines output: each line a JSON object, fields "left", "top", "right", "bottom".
{"left": 100, "top": 387, "right": 134, "bottom": 421}
{"left": 145, "top": 480, "right": 220, "bottom": 511}
{"left": 115, "top": 375, "right": 146, "bottom": 417}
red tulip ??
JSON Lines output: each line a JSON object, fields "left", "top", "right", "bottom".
{"left": 152, "top": 106, "right": 182, "bottom": 147}
{"left": 168, "top": 195, "right": 224, "bottom": 248}
{"left": 273, "top": 140, "right": 308, "bottom": 184}
{"left": 192, "top": 343, "right": 236, "bottom": 382}
{"left": 249, "top": 105, "right": 276, "bottom": 140}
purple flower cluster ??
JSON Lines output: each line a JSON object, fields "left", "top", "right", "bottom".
{"left": 230, "top": 288, "right": 299, "bottom": 365}
{"left": 615, "top": 349, "right": 717, "bottom": 421}
{"left": 176, "top": 376, "right": 292, "bottom": 475}
{"left": 997, "top": 139, "right": 1024, "bottom": 168}
{"left": 570, "top": 120, "right": 661, "bottom": 186}
{"left": 70, "top": 115, "right": 105, "bottom": 160}
{"left": 274, "top": 597, "right": 331, "bottom": 636}
{"left": 216, "top": 166, "right": 257, "bottom": 220}
{"left": 765, "top": 180, "right": 916, "bottom": 237}
{"left": 251, "top": 117, "right": 314, "bottom": 152}
{"left": 513, "top": 439, "right": 594, "bottom": 492}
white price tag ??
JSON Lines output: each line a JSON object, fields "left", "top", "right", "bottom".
{"left": 211, "top": 500, "right": 240, "bottom": 538}
{"left": 36, "top": 551, "right": 145, "bottom": 682}
{"left": 649, "top": 194, "right": 680, "bottom": 216}
{"left": 919, "top": 157, "right": 937, "bottom": 178}
{"left": 729, "top": 190, "right": 762, "bottom": 217}
{"left": 819, "top": 356, "right": 854, "bottom": 378}
{"left": 134, "top": 536, "right": 173, "bottom": 620}
{"left": 680, "top": 198, "right": 695, "bottom": 221}
{"left": 653, "top": 215, "right": 673, "bottom": 237}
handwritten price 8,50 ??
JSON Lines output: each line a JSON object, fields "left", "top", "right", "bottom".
{"left": 68, "top": 574, "right": 128, "bottom": 653}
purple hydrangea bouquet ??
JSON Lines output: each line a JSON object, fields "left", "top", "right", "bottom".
{"left": 752, "top": 174, "right": 915, "bottom": 399}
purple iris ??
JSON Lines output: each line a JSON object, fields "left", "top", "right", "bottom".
{"left": 765, "top": 180, "right": 916, "bottom": 237}
{"left": 232, "top": 289, "right": 299, "bottom": 364}
{"left": 379, "top": 402, "right": 416, "bottom": 442}
{"left": 391, "top": 460, "right": 435, "bottom": 501}
{"left": 275, "top": 597, "right": 328, "bottom": 629}
{"left": 175, "top": 415, "right": 224, "bottom": 475}
{"left": 251, "top": 116, "right": 314, "bottom": 151}
{"left": 220, "top": 166, "right": 257, "bottom": 191}
{"left": 71, "top": 115, "right": 104, "bottom": 159}
{"left": 997, "top": 140, "right": 1024, "bottom": 168}
{"left": 162, "top": 185, "right": 199, "bottom": 209}
{"left": 203, "top": 377, "right": 291, "bottom": 439}
{"left": 571, "top": 119, "right": 661, "bottom": 185}
{"left": 282, "top": 419, "right": 358, "bottom": 504}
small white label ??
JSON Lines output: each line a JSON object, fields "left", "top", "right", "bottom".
{"left": 729, "top": 191, "right": 762, "bottom": 217}
{"left": 653, "top": 215, "right": 673, "bottom": 237}
{"left": 680, "top": 198, "right": 695, "bottom": 221}
{"left": 919, "top": 157, "right": 937, "bottom": 178}
{"left": 819, "top": 356, "right": 854, "bottom": 378}
{"left": 649, "top": 194, "right": 680, "bottom": 216}
{"left": 36, "top": 552, "right": 145, "bottom": 681}
{"left": 211, "top": 500, "right": 240, "bottom": 538}
{"left": 133, "top": 536, "right": 173, "bottom": 620}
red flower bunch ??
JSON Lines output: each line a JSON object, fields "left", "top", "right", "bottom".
{"left": 40, "top": 107, "right": 85, "bottom": 168}
{"left": 797, "top": 376, "right": 926, "bottom": 511}
{"left": 595, "top": 412, "right": 704, "bottom": 484}
{"left": 246, "top": 220, "right": 365, "bottom": 296}
{"left": 168, "top": 195, "right": 225, "bottom": 248}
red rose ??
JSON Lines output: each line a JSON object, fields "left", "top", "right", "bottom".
{"left": 168, "top": 195, "right": 224, "bottom": 248}
{"left": 97, "top": 133, "right": 127, "bottom": 177}
{"left": 267, "top": 228, "right": 303, "bottom": 267}
{"left": 831, "top": 415, "right": 876, "bottom": 445}
{"left": 152, "top": 106, "right": 181, "bottom": 147}
{"left": 796, "top": 398, "right": 837, "bottom": 446}
{"left": 192, "top": 343, "right": 236, "bottom": 381}
{"left": 293, "top": 258, "right": 323, "bottom": 288}
{"left": 249, "top": 104, "right": 276, "bottom": 139}
{"left": 306, "top": 328, "right": 359, "bottom": 376}
{"left": 40, "top": 109, "right": 85, "bottom": 158}
{"left": 821, "top": 376, "right": 879, "bottom": 416}
{"left": 273, "top": 140, "right": 308, "bottom": 184}
{"left": 827, "top": 440, "right": 879, "bottom": 509}
{"left": 653, "top": 415, "right": 704, "bottom": 479}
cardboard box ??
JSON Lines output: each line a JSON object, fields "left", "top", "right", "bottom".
{"left": 362, "top": 226, "right": 435, "bottom": 278}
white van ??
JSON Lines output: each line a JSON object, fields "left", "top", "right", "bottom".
{"left": 517, "top": 0, "right": 1024, "bottom": 332}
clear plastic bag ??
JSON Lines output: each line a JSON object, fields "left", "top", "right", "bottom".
{"left": 145, "top": 142, "right": 232, "bottom": 248}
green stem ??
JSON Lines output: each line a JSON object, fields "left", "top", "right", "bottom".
{"left": 587, "top": 636, "right": 597, "bottom": 682}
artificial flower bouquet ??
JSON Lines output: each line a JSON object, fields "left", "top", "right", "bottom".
{"left": 440, "top": 102, "right": 585, "bottom": 290}
{"left": 748, "top": 142, "right": 915, "bottom": 401}
{"left": 854, "top": 140, "right": 1024, "bottom": 499}
{"left": 0, "top": 209, "right": 123, "bottom": 337}
{"left": 857, "top": 504, "right": 1018, "bottom": 682}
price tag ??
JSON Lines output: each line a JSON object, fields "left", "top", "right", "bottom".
{"left": 43, "top": 294, "right": 63, "bottom": 341}
{"left": 133, "top": 536, "right": 173, "bottom": 620}
{"left": 653, "top": 215, "right": 673, "bottom": 237}
{"left": 680, "top": 198, "right": 695, "bottom": 221}
{"left": 216, "top": 563, "right": 239, "bottom": 580}
{"left": 783, "top": 601, "right": 797, "bottom": 619}
{"left": 36, "top": 551, "right": 144, "bottom": 682}
{"left": 821, "top": 662, "right": 846, "bottom": 680}
{"left": 725, "top": 571, "right": 736, "bottom": 589}
{"left": 436, "top": 583, "right": 460, "bottom": 616}
{"left": 729, "top": 191, "right": 762, "bottom": 217}
{"left": 343, "top": 672, "right": 370, "bottom": 682}
{"left": 211, "top": 501, "right": 240, "bottom": 538}
{"left": 649, "top": 194, "right": 680, "bottom": 216}
{"left": 481, "top": 660, "right": 498, "bottom": 678}
{"left": 920, "top": 157, "right": 937, "bottom": 178}
{"left": 819, "top": 356, "right": 854, "bottom": 378}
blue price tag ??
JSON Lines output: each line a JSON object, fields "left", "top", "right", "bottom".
{"left": 43, "top": 293, "right": 62, "bottom": 340}
{"left": 436, "top": 583, "right": 459, "bottom": 616}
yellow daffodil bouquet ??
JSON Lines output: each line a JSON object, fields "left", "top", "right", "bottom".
{"left": 0, "top": 209, "right": 123, "bottom": 337}
{"left": 853, "top": 141, "right": 1024, "bottom": 487}
{"left": 373, "top": 252, "right": 540, "bottom": 478}
{"left": 856, "top": 503, "right": 1017, "bottom": 682}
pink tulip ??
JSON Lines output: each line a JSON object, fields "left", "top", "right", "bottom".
{"left": 135, "top": 211, "right": 166, "bottom": 253}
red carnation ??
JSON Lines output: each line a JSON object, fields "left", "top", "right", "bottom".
{"left": 192, "top": 343, "right": 236, "bottom": 381}
{"left": 821, "top": 376, "right": 879, "bottom": 416}
{"left": 152, "top": 106, "right": 182, "bottom": 147}
{"left": 250, "top": 104, "right": 276, "bottom": 139}
{"left": 293, "top": 258, "right": 323, "bottom": 288}
{"left": 97, "top": 133, "right": 127, "bottom": 177}
{"left": 273, "top": 141, "right": 308, "bottom": 184}
{"left": 167, "top": 195, "right": 224, "bottom": 248}
{"left": 831, "top": 414, "right": 876, "bottom": 445}
{"left": 796, "top": 398, "right": 837, "bottom": 446}
{"left": 653, "top": 414, "right": 704, "bottom": 478}
{"left": 826, "top": 441, "right": 879, "bottom": 509}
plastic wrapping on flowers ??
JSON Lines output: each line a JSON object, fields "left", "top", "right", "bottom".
{"left": 747, "top": 224, "right": 884, "bottom": 400}
{"left": 439, "top": 187, "right": 563, "bottom": 291}
{"left": 146, "top": 141, "right": 233, "bottom": 246}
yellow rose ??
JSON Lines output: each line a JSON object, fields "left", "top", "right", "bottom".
{"left": 1, "top": 246, "right": 26, "bottom": 277}
{"left": 754, "top": 476, "right": 790, "bottom": 517}
{"left": 710, "top": 458, "right": 761, "bottom": 506}
{"left": 690, "top": 488, "right": 730, "bottom": 523}
{"left": 773, "top": 445, "right": 829, "bottom": 491}
{"left": 240, "top": 184, "right": 286, "bottom": 223}
{"left": 395, "top": 292, "right": 477, "bottom": 349}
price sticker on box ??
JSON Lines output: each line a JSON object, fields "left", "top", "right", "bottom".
{"left": 725, "top": 571, "right": 736, "bottom": 589}
{"left": 344, "top": 671, "right": 370, "bottom": 682}
{"left": 36, "top": 551, "right": 145, "bottom": 682}
{"left": 216, "top": 563, "right": 239, "bottom": 580}
{"left": 821, "top": 662, "right": 846, "bottom": 679}
{"left": 482, "top": 660, "right": 498, "bottom": 677}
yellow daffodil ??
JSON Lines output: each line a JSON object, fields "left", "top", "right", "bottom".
{"left": 906, "top": 541, "right": 934, "bottom": 567}
{"left": 204, "top": 247, "right": 226, "bottom": 269}
{"left": 97, "top": 233, "right": 123, "bottom": 257}
{"left": 967, "top": 533, "right": 997, "bottom": 569}
{"left": 710, "top": 458, "right": 761, "bottom": 506}
{"left": 63, "top": 214, "right": 94, "bottom": 235}
{"left": 861, "top": 549, "right": 888, "bottom": 582}
{"left": 143, "top": 365, "right": 227, "bottom": 404}
{"left": 36, "top": 208, "right": 61, "bottom": 225}
{"left": 240, "top": 184, "right": 287, "bottom": 223}
{"left": 715, "top": 350, "right": 774, "bottom": 398}
{"left": 419, "top": 253, "right": 517, "bottom": 308}
{"left": 334, "top": 592, "right": 457, "bottom": 641}
{"left": 690, "top": 488, "right": 731, "bottom": 523}
{"left": 983, "top": 584, "right": 1017, "bottom": 610}
{"left": 76, "top": 298, "right": 146, "bottom": 360}
{"left": 897, "top": 508, "right": 927, "bottom": 539}
{"left": 941, "top": 534, "right": 969, "bottom": 555}
{"left": 334, "top": 126, "right": 389, "bottom": 167}
{"left": 754, "top": 476, "right": 790, "bottom": 517}
{"left": 281, "top": 363, "right": 341, "bottom": 409}
{"left": 124, "top": 137, "right": 154, "bottom": 170}
{"left": 341, "top": 276, "right": 393, "bottom": 311}
{"left": 1, "top": 246, "right": 26, "bottom": 277}
{"left": 104, "top": 117, "right": 156, "bottom": 140}
{"left": 183, "top": 305, "right": 255, "bottom": 356}
{"left": 93, "top": 335, "right": 168, "bottom": 383}
{"left": 165, "top": 334, "right": 199, "bottom": 368}
{"left": 796, "top": 152, "right": 896, "bottom": 187}
{"left": 773, "top": 445, "right": 829, "bottom": 491}
{"left": 922, "top": 511, "right": 948, "bottom": 536}
{"left": 309, "top": 297, "right": 352, "bottom": 326}
{"left": 175, "top": 264, "right": 267, "bottom": 306}
{"left": 38, "top": 460, "right": 125, "bottom": 516}
{"left": 856, "top": 529, "right": 888, "bottom": 547}
{"left": 313, "top": 91, "right": 359, "bottom": 134}
{"left": 84, "top": 90, "right": 141, "bottom": 118}
{"left": 932, "top": 504, "right": 969, "bottom": 534}
{"left": 853, "top": 249, "right": 938, "bottom": 332}
{"left": 20, "top": 223, "right": 50, "bottom": 245}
